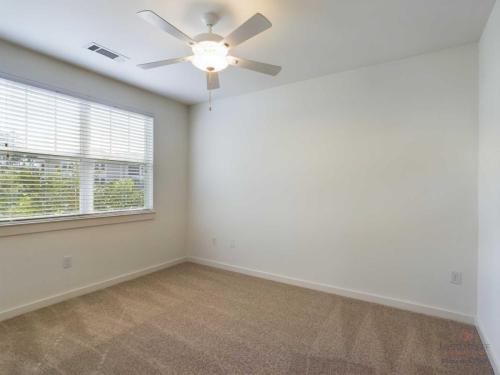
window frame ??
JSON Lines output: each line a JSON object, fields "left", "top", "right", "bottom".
{"left": 0, "top": 72, "right": 155, "bottom": 235}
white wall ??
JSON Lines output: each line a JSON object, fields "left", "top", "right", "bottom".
{"left": 188, "top": 45, "right": 478, "bottom": 320}
{"left": 478, "top": 1, "right": 500, "bottom": 371}
{"left": 0, "top": 40, "right": 189, "bottom": 316}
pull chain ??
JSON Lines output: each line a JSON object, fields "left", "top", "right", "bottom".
{"left": 209, "top": 90, "right": 212, "bottom": 111}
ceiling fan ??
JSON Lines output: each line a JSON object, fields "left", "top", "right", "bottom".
{"left": 137, "top": 10, "right": 282, "bottom": 96}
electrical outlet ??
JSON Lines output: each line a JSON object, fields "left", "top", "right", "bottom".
{"left": 451, "top": 271, "right": 462, "bottom": 285}
{"left": 211, "top": 237, "right": 217, "bottom": 247}
{"left": 63, "top": 255, "right": 72, "bottom": 269}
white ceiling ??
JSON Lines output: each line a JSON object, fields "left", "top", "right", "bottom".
{"left": 0, "top": 0, "right": 494, "bottom": 104}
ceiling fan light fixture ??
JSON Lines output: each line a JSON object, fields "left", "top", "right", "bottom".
{"left": 191, "top": 41, "right": 229, "bottom": 72}
{"left": 137, "top": 10, "right": 281, "bottom": 100}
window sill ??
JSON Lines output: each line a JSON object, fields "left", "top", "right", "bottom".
{"left": 0, "top": 210, "right": 155, "bottom": 238}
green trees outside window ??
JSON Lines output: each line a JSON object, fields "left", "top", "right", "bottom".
{"left": 0, "top": 153, "right": 145, "bottom": 220}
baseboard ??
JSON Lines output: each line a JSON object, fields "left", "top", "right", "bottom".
{"left": 0, "top": 255, "right": 476, "bottom": 326}
{"left": 188, "top": 256, "right": 474, "bottom": 324}
{"left": 0, "top": 256, "right": 186, "bottom": 322}
{"left": 476, "top": 318, "right": 500, "bottom": 375}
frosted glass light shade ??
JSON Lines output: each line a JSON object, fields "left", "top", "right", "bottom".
{"left": 191, "top": 41, "right": 229, "bottom": 72}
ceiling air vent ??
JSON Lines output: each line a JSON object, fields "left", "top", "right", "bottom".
{"left": 85, "top": 43, "right": 128, "bottom": 62}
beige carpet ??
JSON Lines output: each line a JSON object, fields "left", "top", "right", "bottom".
{"left": 0, "top": 262, "right": 493, "bottom": 374}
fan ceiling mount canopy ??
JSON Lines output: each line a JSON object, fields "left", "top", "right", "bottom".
{"left": 137, "top": 10, "right": 282, "bottom": 92}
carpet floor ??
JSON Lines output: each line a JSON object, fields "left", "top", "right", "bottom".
{"left": 0, "top": 262, "right": 493, "bottom": 374}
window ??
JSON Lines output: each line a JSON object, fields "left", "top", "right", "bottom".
{"left": 0, "top": 76, "right": 153, "bottom": 223}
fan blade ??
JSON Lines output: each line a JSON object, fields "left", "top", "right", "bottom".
{"left": 228, "top": 56, "right": 281, "bottom": 76}
{"left": 207, "top": 72, "right": 220, "bottom": 90}
{"left": 223, "top": 13, "right": 271, "bottom": 48}
{"left": 138, "top": 56, "right": 191, "bottom": 70}
{"left": 137, "top": 10, "right": 195, "bottom": 45}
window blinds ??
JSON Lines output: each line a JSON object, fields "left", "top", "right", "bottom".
{"left": 0, "top": 76, "right": 153, "bottom": 222}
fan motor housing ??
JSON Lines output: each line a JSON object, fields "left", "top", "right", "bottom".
{"left": 194, "top": 33, "right": 224, "bottom": 43}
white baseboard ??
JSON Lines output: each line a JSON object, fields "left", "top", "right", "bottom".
{"left": 188, "top": 256, "right": 474, "bottom": 324}
{"left": 0, "top": 255, "right": 476, "bottom": 327}
{"left": 0, "top": 256, "right": 186, "bottom": 322}
{"left": 476, "top": 318, "right": 500, "bottom": 375}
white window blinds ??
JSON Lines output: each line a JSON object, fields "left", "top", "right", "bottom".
{"left": 0, "top": 76, "right": 153, "bottom": 222}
